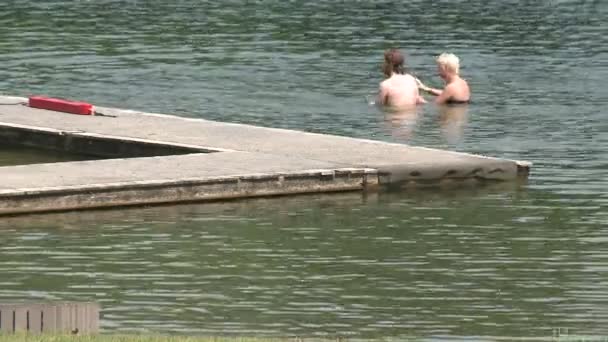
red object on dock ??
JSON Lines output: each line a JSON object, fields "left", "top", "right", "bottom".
{"left": 28, "top": 96, "right": 94, "bottom": 115}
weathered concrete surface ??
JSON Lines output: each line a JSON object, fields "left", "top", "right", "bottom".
{"left": 0, "top": 152, "right": 377, "bottom": 214}
{"left": 0, "top": 96, "right": 530, "bottom": 180}
{"left": 0, "top": 95, "right": 530, "bottom": 214}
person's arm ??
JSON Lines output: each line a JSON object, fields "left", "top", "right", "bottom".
{"left": 423, "top": 87, "right": 442, "bottom": 96}
{"left": 434, "top": 84, "right": 455, "bottom": 104}
{"left": 376, "top": 82, "right": 389, "bottom": 106}
{"left": 415, "top": 77, "right": 442, "bottom": 96}
{"left": 415, "top": 82, "right": 427, "bottom": 104}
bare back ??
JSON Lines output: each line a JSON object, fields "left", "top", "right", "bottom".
{"left": 378, "top": 74, "right": 421, "bottom": 108}
{"left": 442, "top": 76, "right": 470, "bottom": 104}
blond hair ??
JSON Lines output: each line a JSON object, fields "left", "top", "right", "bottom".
{"left": 436, "top": 53, "right": 460, "bottom": 75}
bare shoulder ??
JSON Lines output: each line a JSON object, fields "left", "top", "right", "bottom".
{"left": 457, "top": 77, "right": 470, "bottom": 89}
{"left": 402, "top": 74, "right": 417, "bottom": 83}
{"left": 444, "top": 82, "right": 458, "bottom": 93}
{"left": 380, "top": 78, "right": 393, "bottom": 91}
{"left": 456, "top": 78, "right": 471, "bottom": 97}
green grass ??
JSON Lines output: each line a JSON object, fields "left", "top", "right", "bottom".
{"left": 0, "top": 335, "right": 405, "bottom": 342}
{"left": 0, "top": 335, "right": 289, "bottom": 342}
{"left": 1, "top": 335, "right": 282, "bottom": 342}
{"left": 3, "top": 334, "right": 608, "bottom": 342}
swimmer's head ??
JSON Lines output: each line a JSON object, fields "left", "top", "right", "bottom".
{"left": 436, "top": 52, "right": 460, "bottom": 78}
{"left": 382, "top": 49, "right": 405, "bottom": 77}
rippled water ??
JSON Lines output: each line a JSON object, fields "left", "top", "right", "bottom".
{"left": 0, "top": 0, "right": 607, "bottom": 340}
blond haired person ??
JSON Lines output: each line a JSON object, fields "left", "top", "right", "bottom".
{"left": 417, "top": 53, "right": 470, "bottom": 105}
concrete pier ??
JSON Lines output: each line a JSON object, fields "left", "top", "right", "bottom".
{"left": 0, "top": 95, "right": 530, "bottom": 215}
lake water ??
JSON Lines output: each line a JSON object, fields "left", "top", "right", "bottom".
{"left": 0, "top": 1, "right": 606, "bottom": 340}
{"left": 0, "top": 145, "right": 92, "bottom": 166}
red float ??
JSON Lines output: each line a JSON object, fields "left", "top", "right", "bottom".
{"left": 28, "top": 96, "right": 94, "bottom": 115}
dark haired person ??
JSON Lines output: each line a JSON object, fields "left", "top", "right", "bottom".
{"left": 376, "top": 49, "right": 426, "bottom": 108}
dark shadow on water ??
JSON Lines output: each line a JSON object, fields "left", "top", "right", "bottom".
{"left": 0, "top": 145, "right": 94, "bottom": 166}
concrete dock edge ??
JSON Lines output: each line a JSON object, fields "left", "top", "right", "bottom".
{"left": 0, "top": 95, "right": 531, "bottom": 215}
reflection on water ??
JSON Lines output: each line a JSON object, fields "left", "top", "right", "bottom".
{"left": 381, "top": 106, "right": 421, "bottom": 142}
{"left": 379, "top": 104, "right": 469, "bottom": 145}
{"left": 438, "top": 104, "right": 469, "bottom": 145}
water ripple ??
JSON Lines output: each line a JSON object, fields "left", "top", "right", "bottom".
{"left": 0, "top": 0, "right": 607, "bottom": 340}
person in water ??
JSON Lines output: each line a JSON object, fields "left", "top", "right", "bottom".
{"left": 416, "top": 52, "right": 470, "bottom": 105}
{"left": 376, "top": 49, "right": 426, "bottom": 108}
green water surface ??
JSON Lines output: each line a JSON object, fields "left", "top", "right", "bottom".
{"left": 0, "top": 1, "right": 606, "bottom": 340}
